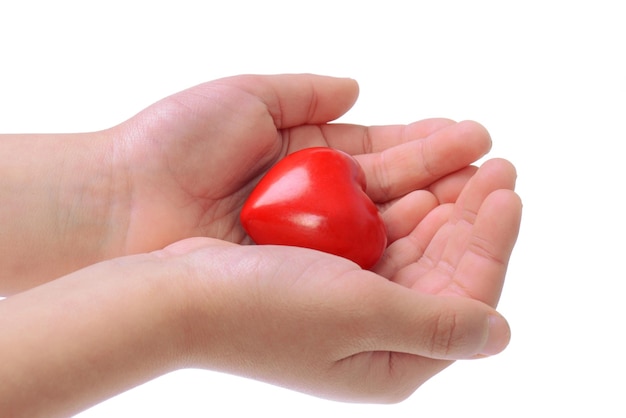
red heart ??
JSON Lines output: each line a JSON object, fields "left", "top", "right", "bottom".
{"left": 240, "top": 147, "right": 387, "bottom": 269}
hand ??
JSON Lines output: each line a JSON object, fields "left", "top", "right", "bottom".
{"left": 172, "top": 158, "right": 520, "bottom": 403}
{"left": 0, "top": 221, "right": 518, "bottom": 416}
{"left": 109, "top": 74, "right": 493, "bottom": 256}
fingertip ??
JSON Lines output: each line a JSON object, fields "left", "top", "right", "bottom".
{"left": 481, "top": 157, "right": 518, "bottom": 179}
{"left": 456, "top": 158, "right": 519, "bottom": 213}
{"left": 336, "top": 76, "right": 360, "bottom": 112}
{"left": 481, "top": 185, "right": 523, "bottom": 223}
{"left": 381, "top": 190, "right": 439, "bottom": 243}
{"left": 339, "top": 76, "right": 360, "bottom": 93}
{"left": 456, "top": 120, "right": 493, "bottom": 155}
{"left": 486, "top": 188, "right": 523, "bottom": 238}
{"left": 479, "top": 313, "right": 511, "bottom": 357}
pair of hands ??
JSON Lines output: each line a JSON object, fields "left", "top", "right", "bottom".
{"left": 113, "top": 74, "right": 521, "bottom": 397}
{"left": 0, "top": 74, "right": 521, "bottom": 414}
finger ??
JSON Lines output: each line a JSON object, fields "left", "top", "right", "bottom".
{"left": 355, "top": 120, "right": 493, "bottom": 202}
{"left": 281, "top": 118, "right": 456, "bottom": 157}
{"left": 342, "top": 274, "right": 511, "bottom": 360}
{"left": 213, "top": 73, "right": 360, "bottom": 128}
{"left": 435, "top": 159, "right": 518, "bottom": 279}
{"left": 427, "top": 165, "right": 478, "bottom": 204}
{"left": 318, "top": 118, "right": 456, "bottom": 154}
{"left": 380, "top": 190, "right": 439, "bottom": 244}
{"left": 451, "top": 189, "right": 523, "bottom": 307}
{"left": 159, "top": 237, "right": 236, "bottom": 256}
{"left": 374, "top": 204, "right": 453, "bottom": 282}
{"left": 328, "top": 278, "right": 512, "bottom": 403}
{"left": 452, "top": 158, "right": 517, "bottom": 222}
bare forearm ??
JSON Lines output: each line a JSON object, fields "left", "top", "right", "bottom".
{"left": 0, "top": 131, "right": 121, "bottom": 293}
{"left": 0, "top": 253, "right": 187, "bottom": 418}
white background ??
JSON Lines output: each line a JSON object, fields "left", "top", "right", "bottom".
{"left": 1, "top": 1, "right": 624, "bottom": 416}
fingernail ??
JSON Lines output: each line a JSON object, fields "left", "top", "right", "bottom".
{"left": 480, "top": 314, "right": 511, "bottom": 356}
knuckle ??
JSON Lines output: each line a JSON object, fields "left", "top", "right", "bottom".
{"left": 429, "top": 309, "right": 464, "bottom": 357}
{"left": 373, "top": 151, "right": 393, "bottom": 201}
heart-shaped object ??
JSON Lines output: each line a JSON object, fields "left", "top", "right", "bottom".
{"left": 240, "top": 147, "right": 387, "bottom": 269}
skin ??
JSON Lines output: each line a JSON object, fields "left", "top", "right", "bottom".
{"left": 0, "top": 74, "right": 522, "bottom": 417}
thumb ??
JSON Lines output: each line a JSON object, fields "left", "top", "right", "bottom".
{"left": 346, "top": 272, "right": 511, "bottom": 361}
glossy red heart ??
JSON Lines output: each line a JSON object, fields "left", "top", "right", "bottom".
{"left": 240, "top": 147, "right": 387, "bottom": 269}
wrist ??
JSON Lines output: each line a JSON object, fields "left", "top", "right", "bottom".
{"left": 0, "top": 130, "right": 122, "bottom": 292}
{"left": 0, "top": 251, "right": 189, "bottom": 417}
